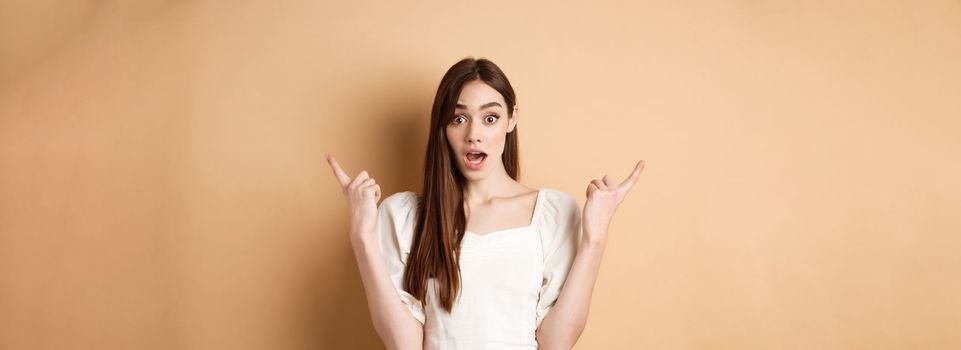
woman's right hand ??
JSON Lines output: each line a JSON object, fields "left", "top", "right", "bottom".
{"left": 325, "top": 154, "right": 382, "bottom": 239}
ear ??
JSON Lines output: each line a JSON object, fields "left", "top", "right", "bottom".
{"left": 507, "top": 105, "right": 519, "bottom": 133}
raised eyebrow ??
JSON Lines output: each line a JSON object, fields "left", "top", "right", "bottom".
{"left": 455, "top": 101, "right": 503, "bottom": 110}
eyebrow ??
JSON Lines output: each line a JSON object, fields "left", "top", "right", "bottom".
{"left": 455, "top": 101, "right": 503, "bottom": 110}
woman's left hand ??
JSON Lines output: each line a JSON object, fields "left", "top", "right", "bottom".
{"left": 582, "top": 160, "right": 646, "bottom": 241}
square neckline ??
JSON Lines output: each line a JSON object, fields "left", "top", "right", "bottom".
{"left": 464, "top": 188, "right": 544, "bottom": 238}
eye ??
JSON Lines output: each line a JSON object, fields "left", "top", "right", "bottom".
{"left": 485, "top": 114, "right": 499, "bottom": 124}
{"left": 451, "top": 116, "right": 467, "bottom": 125}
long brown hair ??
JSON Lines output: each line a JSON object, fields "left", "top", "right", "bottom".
{"left": 403, "top": 57, "right": 519, "bottom": 312}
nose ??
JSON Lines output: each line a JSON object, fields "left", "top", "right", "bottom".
{"left": 465, "top": 121, "right": 482, "bottom": 144}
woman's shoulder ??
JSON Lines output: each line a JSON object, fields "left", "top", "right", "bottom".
{"left": 538, "top": 188, "right": 579, "bottom": 212}
{"left": 533, "top": 187, "right": 580, "bottom": 233}
{"left": 382, "top": 190, "right": 418, "bottom": 203}
{"left": 535, "top": 188, "right": 581, "bottom": 249}
{"left": 379, "top": 191, "right": 421, "bottom": 215}
{"left": 377, "top": 191, "right": 420, "bottom": 245}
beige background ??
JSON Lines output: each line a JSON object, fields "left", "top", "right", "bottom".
{"left": 1, "top": 0, "right": 959, "bottom": 349}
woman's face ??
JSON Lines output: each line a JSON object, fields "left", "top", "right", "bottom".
{"left": 446, "top": 80, "right": 517, "bottom": 181}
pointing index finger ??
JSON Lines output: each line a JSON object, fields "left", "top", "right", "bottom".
{"left": 618, "top": 160, "right": 646, "bottom": 189}
{"left": 325, "top": 154, "right": 351, "bottom": 188}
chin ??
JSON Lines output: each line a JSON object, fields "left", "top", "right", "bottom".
{"left": 460, "top": 170, "right": 487, "bottom": 181}
{"left": 457, "top": 165, "right": 490, "bottom": 180}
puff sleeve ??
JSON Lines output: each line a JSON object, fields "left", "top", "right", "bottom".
{"left": 535, "top": 190, "right": 582, "bottom": 328}
{"left": 376, "top": 191, "right": 426, "bottom": 325}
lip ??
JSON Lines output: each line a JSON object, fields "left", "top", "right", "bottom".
{"left": 463, "top": 149, "right": 488, "bottom": 171}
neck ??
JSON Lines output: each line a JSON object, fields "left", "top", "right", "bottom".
{"left": 463, "top": 167, "right": 518, "bottom": 204}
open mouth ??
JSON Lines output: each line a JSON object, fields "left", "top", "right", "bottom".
{"left": 464, "top": 151, "right": 487, "bottom": 170}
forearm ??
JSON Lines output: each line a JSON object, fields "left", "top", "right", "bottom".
{"left": 350, "top": 229, "right": 424, "bottom": 350}
{"left": 536, "top": 231, "right": 608, "bottom": 349}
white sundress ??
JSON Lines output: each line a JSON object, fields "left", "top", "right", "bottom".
{"left": 376, "top": 188, "right": 582, "bottom": 349}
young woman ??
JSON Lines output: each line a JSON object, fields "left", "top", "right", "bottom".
{"left": 326, "top": 57, "right": 644, "bottom": 349}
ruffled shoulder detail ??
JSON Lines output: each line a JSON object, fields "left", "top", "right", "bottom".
{"left": 533, "top": 188, "right": 580, "bottom": 243}
{"left": 379, "top": 191, "right": 419, "bottom": 231}
{"left": 376, "top": 191, "right": 426, "bottom": 324}
{"left": 533, "top": 188, "right": 582, "bottom": 328}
